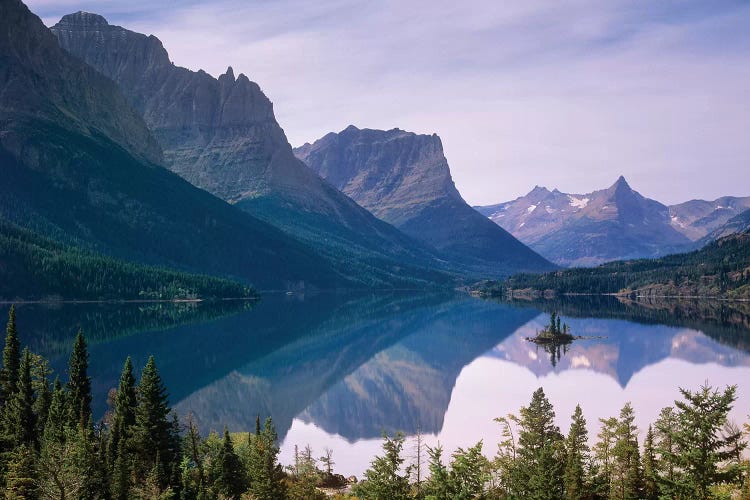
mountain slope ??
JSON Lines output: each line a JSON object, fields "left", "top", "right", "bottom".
{"left": 699, "top": 208, "right": 750, "bottom": 244}
{"left": 476, "top": 177, "right": 692, "bottom": 266}
{"left": 0, "top": 0, "right": 345, "bottom": 290}
{"left": 669, "top": 196, "right": 750, "bottom": 240}
{"left": 294, "top": 126, "right": 554, "bottom": 277}
{"left": 0, "top": 221, "right": 254, "bottom": 301}
{"left": 51, "top": 13, "right": 452, "bottom": 287}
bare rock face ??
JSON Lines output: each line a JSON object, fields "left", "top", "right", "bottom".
{"left": 52, "top": 12, "right": 295, "bottom": 203}
{"left": 295, "top": 126, "right": 554, "bottom": 275}
{"left": 475, "top": 177, "right": 692, "bottom": 266}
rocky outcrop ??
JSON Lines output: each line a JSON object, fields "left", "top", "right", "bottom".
{"left": 295, "top": 126, "right": 554, "bottom": 276}
{"left": 475, "top": 177, "right": 692, "bottom": 266}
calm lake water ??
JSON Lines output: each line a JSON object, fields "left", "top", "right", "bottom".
{"left": 3, "top": 293, "right": 750, "bottom": 477}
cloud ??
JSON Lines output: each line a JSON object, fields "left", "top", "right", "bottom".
{"left": 28, "top": 0, "right": 750, "bottom": 204}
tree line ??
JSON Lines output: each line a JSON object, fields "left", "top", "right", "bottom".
{"left": 1, "top": 305, "right": 748, "bottom": 499}
{"left": 473, "top": 230, "right": 750, "bottom": 300}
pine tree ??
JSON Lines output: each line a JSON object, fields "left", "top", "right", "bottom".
{"left": 131, "top": 356, "right": 180, "bottom": 490}
{"left": 67, "top": 330, "right": 92, "bottom": 428}
{"left": 564, "top": 404, "right": 591, "bottom": 499}
{"left": 611, "top": 402, "right": 641, "bottom": 500}
{"left": 423, "top": 445, "right": 451, "bottom": 499}
{"left": 642, "top": 425, "right": 659, "bottom": 500}
{"left": 107, "top": 357, "right": 137, "bottom": 473}
{"left": 448, "top": 441, "right": 489, "bottom": 499}
{"left": 663, "top": 384, "right": 744, "bottom": 499}
{"left": 30, "top": 352, "right": 52, "bottom": 436}
{"left": 353, "top": 432, "right": 410, "bottom": 500}
{"left": 654, "top": 406, "right": 678, "bottom": 488}
{"left": 4, "top": 443, "right": 37, "bottom": 499}
{"left": 1, "top": 305, "right": 21, "bottom": 404}
{"left": 593, "top": 416, "right": 618, "bottom": 497}
{"left": 216, "top": 428, "right": 247, "bottom": 499}
{"left": 248, "top": 417, "right": 287, "bottom": 500}
{"left": 6, "top": 348, "right": 37, "bottom": 449}
{"left": 515, "top": 387, "right": 565, "bottom": 499}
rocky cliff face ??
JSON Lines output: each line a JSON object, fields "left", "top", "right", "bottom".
{"left": 476, "top": 177, "right": 692, "bottom": 266}
{"left": 52, "top": 13, "right": 452, "bottom": 287}
{"left": 295, "top": 126, "right": 554, "bottom": 275}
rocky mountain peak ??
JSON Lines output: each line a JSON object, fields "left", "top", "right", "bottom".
{"left": 57, "top": 11, "right": 109, "bottom": 28}
{"left": 219, "top": 66, "right": 235, "bottom": 82}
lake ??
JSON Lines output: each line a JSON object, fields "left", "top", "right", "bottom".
{"left": 3, "top": 293, "right": 750, "bottom": 477}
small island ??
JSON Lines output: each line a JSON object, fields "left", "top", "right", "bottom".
{"left": 527, "top": 311, "right": 578, "bottom": 345}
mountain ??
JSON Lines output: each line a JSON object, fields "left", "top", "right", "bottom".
{"left": 669, "top": 196, "right": 750, "bottom": 240}
{"left": 51, "top": 13, "right": 452, "bottom": 287}
{"left": 699, "top": 208, "right": 750, "bottom": 244}
{"left": 294, "top": 126, "right": 554, "bottom": 277}
{"left": 475, "top": 177, "right": 692, "bottom": 266}
{"left": 473, "top": 230, "right": 750, "bottom": 300}
{"left": 0, "top": 0, "right": 347, "bottom": 290}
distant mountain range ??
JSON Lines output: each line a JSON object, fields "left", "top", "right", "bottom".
{"left": 475, "top": 177, "right": 750, "bottom": 266}
{"left": 295, "top": 126, "right": 554, "bottom": 276}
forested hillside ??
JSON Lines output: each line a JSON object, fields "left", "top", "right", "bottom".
{"left": 473, "top": 231, "right": 750, "bottom": 299}
{"left": 0, "top": 221, "right": 255, "bottom": 301}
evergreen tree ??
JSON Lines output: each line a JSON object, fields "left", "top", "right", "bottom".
{"left": 353, "top": 432, "right": 411, "bottom": 500}
{"left": 131, "top": 356, "right": 180, "bottom": 490}
{"left": 611, "top": 402, "right": 641, "bottom": 500}
{"left": 515, "top": 387, "right": 565, "bottom": 499}
{"left": 564, "top": 404, "right": 591, "bottom": 500}
{"left": 215, "top": 428, "right": 246, "bottom": 499}
{"left": 641, "top": 425, "right": 659, "bottom": 500}
{"left": 423, "top": 445, "right": 451, "bottom": 500}
{"left": 593, "top": 416, "right": 618, "bottom": 497}
{"left": 662, "top": 384, "right": 745, "bottom": 498}
{"left": 107, "top": 357, "right": 137, "bottom": 473}
{"left": 6, "top": 348, "right": 37, "bottom": 449}
{"left": 30, "top": 353, "right": 52, "bottom": 437}
{"left": 5, "top": 443, "right": 37, "bottom": 499}
{"left": 1, "top": 305, "right": 20, "bottom": 404}
{"left": 654, "top": 406, "right": 678, "bottom": 487}
{"left": 248, "top": 417, "right": 287, "bottom": 500}
{"left": 66, "top": 330, "right": 92, "bottom": 428}
{"left": 448, "top": 441, "right": 489, "bottom": 500}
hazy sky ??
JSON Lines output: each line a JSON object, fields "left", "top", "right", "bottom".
{"left": 28, "top": 0, "right": 750, "bottom": 205}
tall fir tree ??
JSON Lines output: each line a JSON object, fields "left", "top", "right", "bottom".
{"left": 663, "top": 384, "right": 744, "bottom": 499}
{"left": 131, "top": 356, "right": 180, "bottom": 490}
{"left": 248, "top": 417, "right": 287, "bottom": 500}
{"left": 564, "top": 404, "right": 591, "bottom": 500}
{"left": 1, "top": 305, "right": 20, "bottom": 404}
{"left": 6, "top": 348, "right": 37, "bottom": 449}
{"left": 641, "top": 425, "right": 659, "bottom": 500}
{"left": 216, "top": 428, "right": 246, "bottom": 499}
{"left": 516, "top": 387, "right": 565, "bottom": 500}
{"left": 67, "top": 330, "right": 92, "bottom": 428}
{"left": 107, "top": 356, "right": 137, "bottom": 473}
{"left": 593, "top": 416, "right": 618, "bottom": 497}
{"left": 611, "top": 402, "right": 642, "bottom": 500}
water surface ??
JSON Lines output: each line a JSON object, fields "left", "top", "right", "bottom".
{"left": 4, "top": 293, "right": 749, "bottom": 477}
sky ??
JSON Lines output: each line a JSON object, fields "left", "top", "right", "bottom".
{"left": 27, "top": 0, "right": 750, "bottom": 205}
